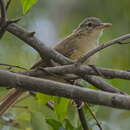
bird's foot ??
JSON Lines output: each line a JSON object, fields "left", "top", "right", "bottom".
{"left": 71, "top": 100, "right": 85, "bottom": 109}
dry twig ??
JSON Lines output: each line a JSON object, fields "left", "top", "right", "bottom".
{"left": 76, "top": 34, "right": 130, "bottom": 65}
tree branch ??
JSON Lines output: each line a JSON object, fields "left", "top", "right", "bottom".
{"left": 0, "top": 63, "right": 27, "bottom": 70}
{"left": 6, "top": 0, "right": 11, "bottom": 11}
{"left": 0, "top": 0, "right": 6, "bottom": 22}
{"left": 76, "top": 34, "right": 130, "bottom": 65}
{"left": 25, "top": 64, "right": 130, "bottom": 80}
{"left": 0, "top": 69, "right": 130, "bottom": 109}
{"left": 0, "top": 0, "right": 7, "bottom": 38}
{"left": 83, "top": 75, "right": 126, "bottom": 95}
{"left": 6, "top": 23, "right": 73, "bottom": 65}
{"left": 77, "top": 108, "right": 89, "bottom": 130}
{"left": 22, "top": 65, "right": 129, "bottom": 95}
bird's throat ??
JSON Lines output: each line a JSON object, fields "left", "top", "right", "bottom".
{"left": 77, "top": 30, "right": 103, "bottom": 54}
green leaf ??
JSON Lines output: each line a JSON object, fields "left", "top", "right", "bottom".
{"left": 39, "top": 104, "right": 58, "bottom": 120}
{"left": 20, "top": 0, "right": 38, "bottom": 14}
{"left": 55, "top": 98, "right": 69, "bottom": 120}
{"left": 30, "top": 112, "right": 49, "bottom": 130}
{"left": 67, "top": 104, "right": 79, "bottom": 128}
{"left": 46, "top": 119, "right": 64, "bottom": 130}
{"left": 36, "top": 93, "right": 54, "bottom": 105}
{"left": 64, "top": 119, "right": 75, "bottom": 130}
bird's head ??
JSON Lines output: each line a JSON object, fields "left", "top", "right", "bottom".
{"left": 75, "top": 17, "right": 112, "bottom": 39}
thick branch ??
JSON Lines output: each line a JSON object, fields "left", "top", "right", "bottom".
{"left": 0, "top": 69, "right": 130, "bottom": 109}
{"left": 23, "top": 64, "right": 130, "bottom": 80}
{"left": 22, "top": 67, "right": 127, "bottom": 95}
{"left": 22, "top": 65, "right": 129, "bottom": 95}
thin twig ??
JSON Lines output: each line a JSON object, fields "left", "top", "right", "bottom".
{"left": 77, "top": 108, "right": 89, "bottom": 130}
{"left": 13, "top": 105, "right": 28, "bottom": 109}
{"left": 88, "top": 65, "right": 105, "bottom": 78}
{"left": 73, "top": 79, "right": 89, "bottom": 130}
{"left": 83, "top": 75, "right": 126, "bottom": 95}
{"left": 0, "top": 0, "right": 6, "bottom": 22}
{"left": 86, "top": 103, "right": 102, "bottom": 130}
{"left": 0, "top": 0, "right": 7, "bottom": 38}
{"left": 76, "top": 34, "right": 130, "bottom": 65}
{"left": 0, "top": 0, "right": 21, "bottom": 38}
{"left": 0, "top": 63, "right": 27, "bottom": 70}
{"left": 6, "top": 0, "right": 11, "bottom": 11}
{"left": 7, "top": 18, "right": 21, "bottom": 25}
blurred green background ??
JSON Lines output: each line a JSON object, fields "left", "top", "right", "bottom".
{"left": 0, "top": 0, "right": 130, "bottom": 129}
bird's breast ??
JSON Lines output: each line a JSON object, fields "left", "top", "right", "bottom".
{"left": 70, "top": 36, "right": 99, "bottom": 65}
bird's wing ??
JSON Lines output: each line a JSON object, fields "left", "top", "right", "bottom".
{"left": 54, "top": 34, "right": 78, "bottom": 58}
{"left": 31, "top": 33, "right": 78, "bottom": 69}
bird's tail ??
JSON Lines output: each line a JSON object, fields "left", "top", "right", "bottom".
{"left": 0, "top": 60, "right": 44, "bottom": 115}
{"left": 0, "top": 88, "right": 24, "bottom": 115}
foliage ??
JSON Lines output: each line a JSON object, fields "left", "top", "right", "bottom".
{"left": 20, "top": 0, "right": 38, "bottom": 14}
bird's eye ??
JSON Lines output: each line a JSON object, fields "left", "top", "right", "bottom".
{"left": 87, "top": 22, "right": 92, "bottom": 27}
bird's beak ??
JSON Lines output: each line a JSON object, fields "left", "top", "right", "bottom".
{"left": 96, "top": 23, "right": 112, "bottom": 29}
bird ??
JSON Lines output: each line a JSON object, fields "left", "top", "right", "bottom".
{"left": 0, "top": 17, "right": 112, "bottom": 115}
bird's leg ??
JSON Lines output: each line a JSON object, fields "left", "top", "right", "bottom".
{"left": 69, "top": 79, "right": 85, "bottom": 109}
